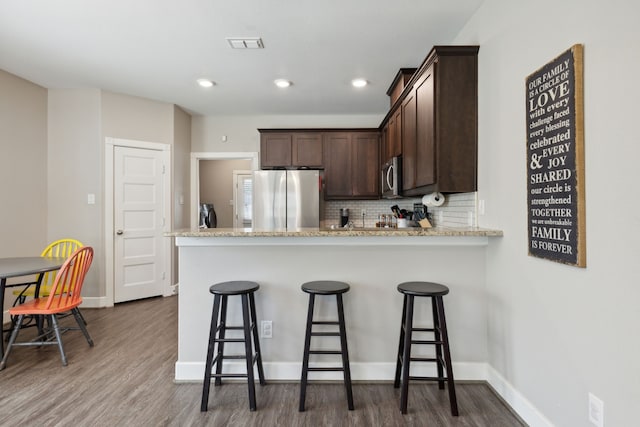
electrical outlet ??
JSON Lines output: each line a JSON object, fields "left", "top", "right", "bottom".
{"left": 261, "top": 320, "right": 273, "bottom": 338}
{"left": 588, "top": 393, "right": 604, "bottom": 427}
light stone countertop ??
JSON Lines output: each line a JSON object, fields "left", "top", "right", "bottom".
{"left": 165, "top": 226, "right": 503, "bottom": 238}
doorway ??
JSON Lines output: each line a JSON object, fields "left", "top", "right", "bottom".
{"left": 190, "top": 152, "right": 259, "bottom": 229}
{"left": 233, "top": 171, "right": 253, "bottom": 228}
{"left": 105, "top": 138, "right": 172, "bottom": 306}
{"left": 198, "top": 160, "right": 252, "bottom": 228}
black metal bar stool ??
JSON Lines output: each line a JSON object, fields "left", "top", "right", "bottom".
{"left": 299, "top": 280, "right": 354, "bottom": 412}
{"left": 394, "top": 281, "right": 458, "bottom": 416}
{"left": 201, "top": 281, "right": 266, "bottom": 412}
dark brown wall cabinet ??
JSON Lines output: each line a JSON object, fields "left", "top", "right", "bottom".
{"left": 382, "top": 108, "right": 402, "bottom": 164}
{"left": 383, "top": 46, "right": 479, "bottom": 196}
{"left": 323, "top": 131, "right": 380, "bottom": 200}
{"left": 259, "top": 129, "right": 380, "bottom": 200}
{"left": 259, "top": 131, "right": 323, "bottom": 168}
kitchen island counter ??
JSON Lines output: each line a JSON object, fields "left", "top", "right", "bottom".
{"left": 170, "top": 226, "right": 501, "bottom": 382}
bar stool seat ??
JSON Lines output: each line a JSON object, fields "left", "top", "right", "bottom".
{"left": 201, "top": 280, "right": 266, "bottom": 412}
{"left": 394, "top": 281, "right": 458, "bottom": 416}
{"left": 299, "top": 280, "right": 354, "bottom": 412}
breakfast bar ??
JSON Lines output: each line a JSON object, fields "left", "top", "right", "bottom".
{"left": 168, "top": 227, "right": 502, "bottom": 382}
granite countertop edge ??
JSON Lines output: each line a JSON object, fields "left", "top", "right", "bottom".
{"left": 166, "top": 227, "right": 503, "bottom": 238}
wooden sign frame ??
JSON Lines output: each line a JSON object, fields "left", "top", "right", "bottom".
{"left": 525, "top": 44, "right": 586, "bottom": 267}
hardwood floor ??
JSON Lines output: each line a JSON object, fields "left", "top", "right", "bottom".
{"left": 0, "top": 296, "right": 525, "bottom": 426}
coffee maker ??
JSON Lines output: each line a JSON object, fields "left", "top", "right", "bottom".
{"left": 199, "top": 203, "right": 217, "bottom": 228}
{"left": 340, "top": 208, "right": 349, "bottom": 227}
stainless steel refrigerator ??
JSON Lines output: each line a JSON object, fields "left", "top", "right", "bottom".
{"left": 252, "top": 170, "right": 323, "bottom": 230}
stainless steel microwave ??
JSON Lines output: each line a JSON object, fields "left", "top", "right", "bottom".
{"left": 381, "top": 156, "right": 402, "bottom": 199}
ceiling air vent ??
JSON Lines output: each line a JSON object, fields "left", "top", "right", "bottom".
{"left": 226, "top": 37, "right": 264, "bottom": 49}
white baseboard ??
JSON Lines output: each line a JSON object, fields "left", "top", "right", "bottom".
{"left": 486, "top": 365, "right": 554, "bottom": 427}
{"left": 80, "top": 296, "right": 111, "bottom": 308}
{"left": 175, "top": 361, "right": 487, "bottom": 383}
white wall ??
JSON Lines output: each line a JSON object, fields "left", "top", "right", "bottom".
{"left": 176, "top": 239, "right": 489, "bottom": 382}
{"left": 101, "top": 91, "right": 174, "bottom": 144}
{"left": 172, "top": 106, "right": 192, "bottom": 285}
{"left": 173, "top": 106, "right": 192, "bottom": 230}
{"left": 456, "top": 1, "right": 640, "bottom": 425}
{"left": 0, "top": 70, "right": 48, "bottom": 317}
{"left": 0, "top": 70, "right": 48, "bottom": 258}
{"left": 47, "top": 89, "right": 102, "bottom": 297}
{"left": 191, "top": 114, "right": 383, "bottom": 152}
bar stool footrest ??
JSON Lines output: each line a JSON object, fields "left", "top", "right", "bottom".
{"left": 208, "top": 373, "right": 250, "bottom": 379}
{"left": 308, "top": 367, "right": 345, "bottom": 372}
{"left": 411, "top": 339, "right": 444, "bottom": 345}
{"left": 409, "top": 375, "right": 451, "bottom": 382}
{"left": 410, "top": 356, "right": 444, "bottom": 363}
{"left": 214, "top": 338, "right": 247, "bottom": 343}
{"left": 221, "top": 354, "right": 249, "bottom": 360}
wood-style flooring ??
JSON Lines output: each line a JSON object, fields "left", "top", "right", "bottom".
{"left": 0, "top": 296, "right": 526, "bottom": 426}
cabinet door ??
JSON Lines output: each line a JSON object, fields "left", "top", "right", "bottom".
{"left": 292, "top": 133, "right": 323, "bottom": 167}
{"left": 261, "top": 133, "right": 292, "bottom": 167}
{"left": 401, "top": 89, "right": 417, "bottom": 191}
{"left": 351, "top": 132, "right": 380, "bottom": 197}
{"left": 383, "top": 109, "right": 402, "bottom": 163}
{"left": 415, "top": 65, "right": 436, "bottom": 187}
{"left": 381, "top": 123, "right": 390, "bottom": 166}
{"left": 389, "top": 108, "right": 402, "bottom": 159}
{"left": 323, "top": 133, "right": 352, "bottom": 198}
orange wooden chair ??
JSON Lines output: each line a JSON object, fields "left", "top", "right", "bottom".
{"left": 0, "top": 247, "right": 94, "bottom": 370}
{"left": 10, "top": 238, "right": 88, "bottom": 329}
{"left": 12, "top": 238, "right": 83, "bottom": 304}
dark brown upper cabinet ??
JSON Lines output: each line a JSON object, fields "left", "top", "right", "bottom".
{"left": 381, "top": 69, "right": 413, "bottom": 165}
{"left": 323, "top": 131, "right": 380, "bottom": 200}
{"left": 259, "top": 130, "right": 323, "bottom": 168}
{"left": 383, "top": 108, "right": 402, "bottom": 164}
{"left": 381, "top": 46, "right": 479, "bottom": 196}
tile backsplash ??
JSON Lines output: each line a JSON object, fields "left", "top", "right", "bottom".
{"left": 324, "top": 192, "right": 477, "bottom": 228}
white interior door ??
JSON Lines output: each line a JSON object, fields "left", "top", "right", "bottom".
{"left": 233, "top": 171, "right": 253, "bottom": 228}
{"left": 114, "top": 146, "right": 165, "bottom": 303}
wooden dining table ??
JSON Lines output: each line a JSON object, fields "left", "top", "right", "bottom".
{"left": 0, "top": 256, "right": 67, "bottom": 356}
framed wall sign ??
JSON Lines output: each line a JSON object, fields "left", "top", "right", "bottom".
{"left": 525, "top": 44, "right": 586, "bottom": 267}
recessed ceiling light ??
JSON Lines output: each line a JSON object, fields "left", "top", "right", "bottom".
{"left": 351, "top": 78, "right": 368, "bottom": 88}
{"left": 197, "top": 78, "right": 214, "bottom": 88}
{"left": 274, "top": 79, "right": 292, "bottom": 88}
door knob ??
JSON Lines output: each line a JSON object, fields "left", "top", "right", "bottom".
{"left": 116, "top": 230, "right": 124, "bottom": 235}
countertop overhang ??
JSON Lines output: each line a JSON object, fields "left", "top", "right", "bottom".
{"left": 166, "top": 227, "right": 502, "bottom": 238}
{"left": 167, "top": 227, "right": 503, "bottom": 247}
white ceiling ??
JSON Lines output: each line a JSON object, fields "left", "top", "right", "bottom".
{"left": 0, "top": 0, "right": 483, "bottom": 116}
